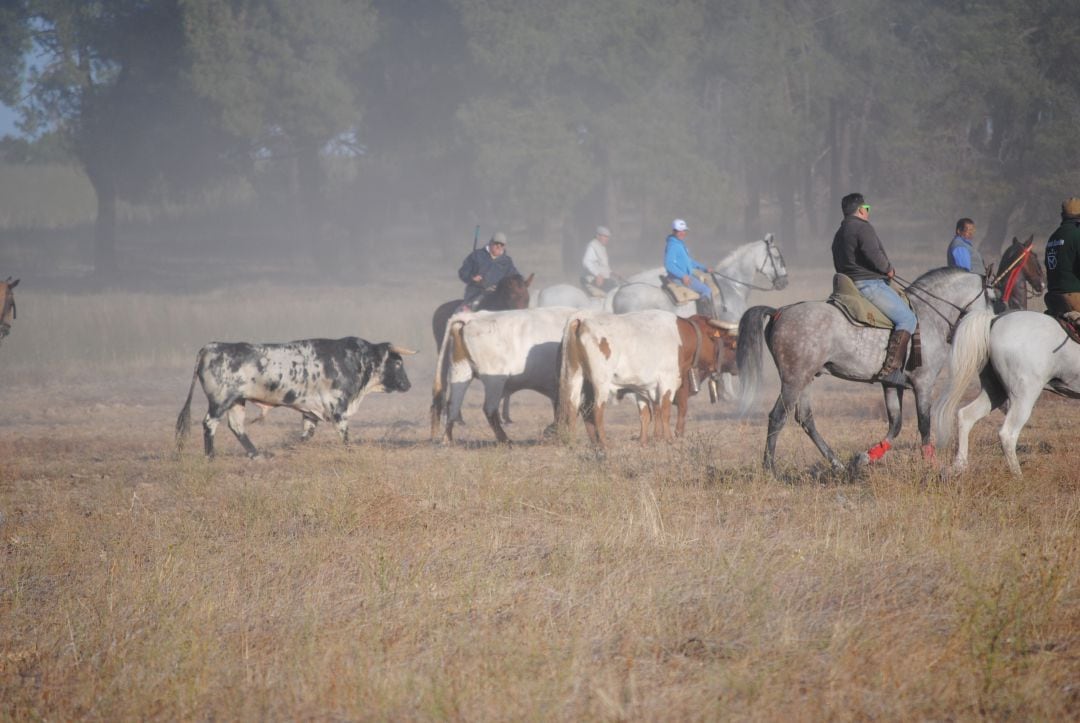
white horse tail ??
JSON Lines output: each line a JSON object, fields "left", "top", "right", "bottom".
{"left": 933, "top": 307, "right": 995, "bottom": 448}
{"left": 556, "top": 316, "right": 588, "bottom": 434}
{"left": 736, "top": 305, "right": 776, "bottom": 416}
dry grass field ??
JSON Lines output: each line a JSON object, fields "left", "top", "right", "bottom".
{"left": 1, "top": 254, "right": 1078, "bottom": 720}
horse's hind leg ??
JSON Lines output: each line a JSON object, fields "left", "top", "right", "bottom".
{"left": 999, "top": 383, "right": 1041, "bottom": 477}
{"left": 954, "top": 368, "right": 1008, "bottom": 473}
{"left": 794, "top": 393, "right": 843, "bottom": 470}
{"left": 764, "top": 382, "right": 802, "bottom": 474}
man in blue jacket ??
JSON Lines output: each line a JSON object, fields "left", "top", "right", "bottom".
{"left": 946, "top": 218, "right": 984, "bottom": 273}
{"left": 664, "top": 219, "right": 715, "bottom": 316}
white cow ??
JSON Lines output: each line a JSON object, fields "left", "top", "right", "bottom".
{"left": 430, "top": 307, "right": 588, "bottom": 444}
{"left": 557, "top": 310, "right": 684, "bottom": 449}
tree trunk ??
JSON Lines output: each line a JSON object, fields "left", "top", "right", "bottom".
{"left": 91, "top": 172, "right": 117, "bottom": 276}
{"left": 296, "top": 143, "right": 330, "bottom": 270}
{"left": 828, "top": 98, "right": 846, "bottom": 219}
{"left": 776, "top": 166, "right": 797, "bottom": 256}
{"left": 802, "top": 163, "right": 818, "bottom": 238}
{"left": 743, "top": 166, "right": 761, "bottom": 242}
{"left": 981, "top": 202, "right": 1016, "bottom": 260}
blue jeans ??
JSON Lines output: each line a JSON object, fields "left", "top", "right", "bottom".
{"left": 675, "top": 275, "right": 712, "bottom": 299}
{"left": 854, "top": 279, "right": 916, "bottom": 333}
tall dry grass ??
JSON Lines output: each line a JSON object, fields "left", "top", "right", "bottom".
{"left": 1, "top": 265, "right": 1078, "bottom": 719}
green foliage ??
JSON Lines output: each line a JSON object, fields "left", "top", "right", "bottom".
{"left": 183, "top": 0, "right": 377, "bottom": 150}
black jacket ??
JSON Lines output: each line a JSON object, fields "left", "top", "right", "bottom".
{"left": 831, "top": 216, "right": 893, "bottom": 282}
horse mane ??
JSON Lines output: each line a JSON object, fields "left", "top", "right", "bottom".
{"left": 716, "top": 238, "right": 766, "bottom": 269}
{"left": 911, "top": 265, "right": 972, "bottom": 287}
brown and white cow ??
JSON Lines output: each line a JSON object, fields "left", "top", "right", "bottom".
{"left": 558, "top": 311, "right": 737, "bottom": 448}
{"left": 176, "top": 337, "right": 415, "bottom": 458}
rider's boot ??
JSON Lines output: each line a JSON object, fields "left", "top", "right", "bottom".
{"left": 877, "top": 329, "right": 911, "bottom": 388}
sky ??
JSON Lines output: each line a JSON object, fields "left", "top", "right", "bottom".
{"left": 0, "top": 102, "right": 19, "bottom": 138}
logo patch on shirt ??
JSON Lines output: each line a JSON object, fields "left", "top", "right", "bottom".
{"left": 1047, "top": 251, "right": 1058, "bottom": 270}
{"left": 1048, "top": 238, "right": 1064, "bottom": 248}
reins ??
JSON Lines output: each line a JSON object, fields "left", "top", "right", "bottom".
{"left": 892, "top": 271, "right": 993, "bottom": 341}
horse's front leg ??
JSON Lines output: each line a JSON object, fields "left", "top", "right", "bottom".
{"left": 863, "top": 385, "right": 903, "bottom": 463}
{"left": 913, "top": 379, "right": 936, "bottom": 460}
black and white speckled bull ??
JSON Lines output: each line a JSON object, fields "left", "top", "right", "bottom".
{"left": 176, "top": 337, "right": 416, "bottom": 458}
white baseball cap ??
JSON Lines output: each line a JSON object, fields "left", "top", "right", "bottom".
{"left": 672, "top": 218, "right": 688, "bottom": 231}
{"left": 596, "top": 226, "right": 611, "bottom": 237}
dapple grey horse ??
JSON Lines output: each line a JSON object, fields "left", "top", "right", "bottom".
{"left": 934, "top": 308, "right": 1080, "bottom": 477}
{"left": 737, "top": 267, "right": 995, "bottom": 475}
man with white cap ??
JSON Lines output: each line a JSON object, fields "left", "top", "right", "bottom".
{"left": 581, "top": 225, "right": 621, "bottom": 293}
{"left": 664, "top": 218, "right": 716, "bottom": 316}
{"left": 458, "top": 231, "right": 520, "bottom": 309}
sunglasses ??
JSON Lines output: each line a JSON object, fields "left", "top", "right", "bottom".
{"left": 860, "top": 204, "right": 872, "bottom": 212}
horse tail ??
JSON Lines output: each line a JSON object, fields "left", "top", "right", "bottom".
{"left": 736, "top": 305, "right": 776, "bottom": 416}
{"left": 556, "top": 316, "right": 587, "bottom": 434}
{"left": 430, "top": 314, "right": 458, "bottom": 440}
{"left": 175, "top": 347, "right": 206, "bottom": 452}
{"left": 933, "top": 307, "right": 995, "bottom": 448}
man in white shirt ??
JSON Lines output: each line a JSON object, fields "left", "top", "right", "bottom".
{"left": 581, "top": 225, "right": 620, "bottom": 293}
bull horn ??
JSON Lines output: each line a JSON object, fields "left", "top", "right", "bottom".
{"left": 390, "top": 345, "right": 418, "bottom": 355}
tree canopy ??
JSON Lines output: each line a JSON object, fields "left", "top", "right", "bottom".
{"left": 2, "top": 0, "right": 1079, "bottom": 273}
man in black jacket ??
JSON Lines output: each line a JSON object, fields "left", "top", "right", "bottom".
{"left": 458, "top": 231, "right": 520, "bottom": 309}
{"left": 1044, "top": 197, "right": 1080, "bottom": 318}
{"left": 831, "top": 193, "right": 916, "bottom": 387}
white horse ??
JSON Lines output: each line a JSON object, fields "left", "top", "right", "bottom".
{"left": 611, "top": 234, "right": 788, "bottom": 320}
{"left": 934, "top": 308, "right": 1080, "bottom": 476}
{"left": 534, "top": 283, "right": 616, "bottom": 311}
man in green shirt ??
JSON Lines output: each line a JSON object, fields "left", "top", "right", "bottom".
{"left": 1044, "top": 197, "right": 1080, "bottom": 316}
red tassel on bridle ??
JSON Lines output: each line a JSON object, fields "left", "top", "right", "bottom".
{"left": 1002, "top": 246, "right": 1031, "bottom": 303}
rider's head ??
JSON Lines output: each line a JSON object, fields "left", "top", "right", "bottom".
{"left": 956, "top": 218, "right": 975, "bottom": 238}
{"left": 596, "top": 226, "right": 611, "bottom": 243}
{"left": 841, "top": 193, "right": 866, "bottom": 217}
{"left": 489, "top": 231, "right": 507, "bottom": 257}
{"left": 672, "top": 218, "right": 688, "bottom": 238}
{"left": 1062, "top": 198, "right": 1080, "bottom": 220}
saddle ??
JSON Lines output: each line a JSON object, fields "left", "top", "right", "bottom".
{"left": 660, "top": 270, "right": 719, "bottom": 305}
{"left": 580, "top": 276, "right": 607, "bottom": 299}
{"left": 827, "top": 274, "right": 922, "bottom": 370}
{"left": 1047, "top": 310, "right": 1080, "bottom": 344}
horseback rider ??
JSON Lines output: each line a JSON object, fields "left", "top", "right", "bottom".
{"left": 664, "top": 219, "right": 717, "bottom": 318}
{"left": 581, "top": 225, "right": 621, "bottom": 294}
{"left": 1044, "top": 197, "right": 1080, "bottom": 320}
{"left": 458, "top": 231, "right": 520, "bottom": 310}
{"left": 946, "top": 217, "right": 985, "bottom": 274}
{"left": 831, "top": 193, "right": 916, "bottom": 387}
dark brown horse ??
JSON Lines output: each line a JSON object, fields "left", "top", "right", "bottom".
{"left": 431, "top": 273, "right": 534, "bottom": 348}
{"left": 993, "top": 235, "right": 1044, "bottom": 311}
{"left": 0, "top": 277, "right": 19, "bottom": 346}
